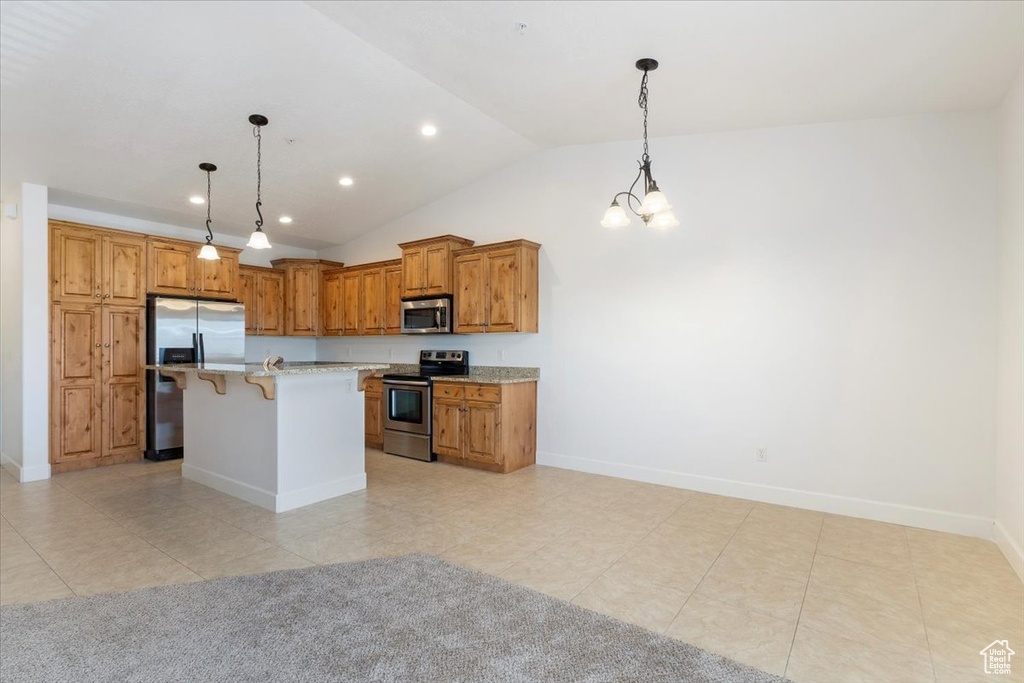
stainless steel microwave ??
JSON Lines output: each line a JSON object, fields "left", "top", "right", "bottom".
{"left": 400, "top": 296, "right": 453, "bottom": 334}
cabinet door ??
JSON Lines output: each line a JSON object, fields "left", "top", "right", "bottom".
{"left": 424, "top": 243, "right": 449, "bottom": 295}
{"left": 259, "top": 270, "right": 286, "bottom": 336}
{"left": 465, "top": 401, "right": 502, "bottom": 465}
{"left": 364, "top": 384, "right": 383, "bottom": 448}
{"left": 361, "top": 268, "right": 383, "bottom": 334}
{"left": 453, "top": 253, "right": 487, "bottom": 333}
{"left": 147, "top": 241, "right": 196, "bottom": 297}
{"left": 342, "top": 271, "right": 362, "bottom": 336}
{"left": 286, "top": 265, "right": 319, "bottom": 336}
{"left": 320, "top": 272, "right": 343, "bottom": 336}
{"left": 197, "top": 251, "right": 238, "bottom": 300}
{"left": 102, "top": 306, "right": 145, "bottom": 456}
{"left": 486, "top": 249, "right": 520, "bottom": 333}
{"left": 51, "top": 225, "right": 103, "bottom": 304}
{"left": 103, "top": 234, "right": 146, "bottom": 306}
{"left": 51, "top": 305, "right": 103, "bottom": 464}
{"left": 384, "top": 264, "right": 403, "bottom": 335}
{"left": 432, "top": 398, "right": 464, "bottom": 459}
{"left": 402, "top": 246, "right": 426, "bottom": 297}
{"left": 239, "top": 268, "right": 259, "bottom": 334}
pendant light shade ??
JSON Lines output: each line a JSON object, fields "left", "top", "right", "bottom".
{"left": 197, "top": 243, "right": 220, "bottom": 260}
{"left": 599, "top": 59, "right": 679, "bottom": 230}
{"left": 247, "top": 229, "right": 271, "bottom": 250}
{"left": 646, "top": 209, "right": 680, "bottom": 229}
{"left": 600, "top": 201, "right": 631, "bottom": 229}
{"left": 197, "top": 162, "right": 221, "bottom": 260}
{"left": 247, "top": 114, "right": 272, "bottom": 250}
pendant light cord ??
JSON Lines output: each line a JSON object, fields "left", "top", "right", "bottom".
{"left": 638, "top": 68, "right": 650, "bottom": 164}
{"left": 253, "top": 123, "right": 264, "bottom": 231}
{"left": 205, "top": 168, "right": 214, "bottom": 244}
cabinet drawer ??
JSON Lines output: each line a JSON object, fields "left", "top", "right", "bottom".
{"left": 465, "top": 384, "right": 501, "bottom": 403}
{"left": 433, "top": 383, "right": 465, "bottom": 399}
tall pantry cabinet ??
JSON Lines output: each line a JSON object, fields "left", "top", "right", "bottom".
{"left": 49, "top": 221, "right": 147, "bottom": 473}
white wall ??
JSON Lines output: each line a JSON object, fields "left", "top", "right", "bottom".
{"left": 318, "top": 111, "right": 1000, "bottom": 537}
{"left": 49, "top": 205, "right": 320, "bottom": 363}
{"left": 995, "top": 66, "right": 1024, "bottom": 578}
{"left": 1, "top": 183, "right": 51, "bottom": 481}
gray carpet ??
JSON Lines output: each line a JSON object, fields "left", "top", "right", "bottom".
{"left": 1, "top": 554, "right": 790, "bottom": 683}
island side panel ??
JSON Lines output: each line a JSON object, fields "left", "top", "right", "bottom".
{"left": 274, "top": 372, "right": 367, "bottom": 511}
{"left": 181, "top": 375, "right": 279, "bottom": 510}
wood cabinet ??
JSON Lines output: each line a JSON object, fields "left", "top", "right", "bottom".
{"left": 453, "top": 240, "right": 539, "bottom": 334}
{"left": 364, "top": 377, "right": 384, "bottom": 448}
{"left": 399, "top": 235, "right": 474, "bottom": 298}
{"left": 239, "top": 265, "right": 286, "bottom": 336}
{"left": 51, "top": 222, "right": 146, "bottom": 306}
{"left": 50, "top": 303, "right": 146, "bottom": 472}
{"left": 324, "top": 260, "right": 402, "bottom": 336}
{"left": 430, "top": 381, "right": 537, "bottom": 473}
{"left": 271, "top": 259, "right": 344, "bottom": 337}
{"left": 147, "top": 238, "right": 240, "bottom": 300}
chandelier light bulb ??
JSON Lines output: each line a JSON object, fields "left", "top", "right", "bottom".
{"left": 247, "top": 229, "right": 271, "bottom": 250}
{"left": 600, "top": 202, "right": 631, "bottom": 229}
{"left": 197, "top": 244, "right": 220, "bottom": 260}
{"left": 647, "top": 209, "right": 680, "bottom": 229}
{"left": 639, "top": 189, "right": 672, "bottom": 216}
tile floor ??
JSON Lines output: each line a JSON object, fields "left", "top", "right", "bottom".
{"left": 1, "top": 449, "right": 1021, "bottom": 682}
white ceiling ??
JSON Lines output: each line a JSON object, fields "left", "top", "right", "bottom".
{"left": 2, "top": 1, "right": 1022, "bottom": 248}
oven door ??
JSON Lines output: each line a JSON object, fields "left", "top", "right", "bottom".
{"left": 401, "top": 297, "right": 452, "bottom": 334}
{"left": 384, "top": 380, "right": 431, "bottom": 435}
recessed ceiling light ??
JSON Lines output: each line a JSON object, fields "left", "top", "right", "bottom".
{"left": 279, "top": 216, "right": 293, "bottom": 224}
{"left": 189, "top": 196, "right": 205, "bottom": 204}
{"left": 420, "top": 124, "right": 437, "bottom": 137}
{"left": 339, "top": 176, "right": 354, "bottom": 187}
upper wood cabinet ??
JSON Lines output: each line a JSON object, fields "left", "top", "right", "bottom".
{"left": 453, "top": 240, "right": 540, "bottom": 334}
{"left": 271, "top": 259, "right": 344, "bottom": 337}
{"left": 399, "top": 235, "right": 474, "bottom": 298}
{"left": 51, "top": 221, "right": 146, "bottom": 306}
{"left": 239, "top": 265, "right": 285, "bottom": 336}
{"left": 147, "top": 238, "right": 240, "bottom": 301}
{"left": 323, "top": 260, "right": 402, "bottom": 337}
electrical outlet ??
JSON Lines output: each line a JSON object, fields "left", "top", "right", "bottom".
{"left": 756, "top": 448, "right": 768, "bottom": 463}
{"left": 388, "top": 348, "right": 394, "bottom": 359}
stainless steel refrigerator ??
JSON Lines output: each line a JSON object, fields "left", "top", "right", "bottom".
{"left": 146, "top": 296, "right": 245, "bottom": 460}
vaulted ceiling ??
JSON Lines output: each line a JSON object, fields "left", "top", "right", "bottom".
{"left": 2, "top": 1, "right": 1021, "bottom": 248}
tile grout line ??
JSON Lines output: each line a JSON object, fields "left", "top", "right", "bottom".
{"left": 0, "top": 514, "right": 77, "bottom": 603}
{"left": 781, "top": 515, "right": 825, "bottom": 677}
{"left": 905, "top": 529, "right": 940, "bottom": 683}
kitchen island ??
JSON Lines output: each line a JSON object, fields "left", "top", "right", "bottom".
{"left": 147, "top": 362, "right": 389, "bottom": 512}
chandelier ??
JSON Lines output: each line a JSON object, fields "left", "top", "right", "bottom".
{"left": 246, "top": 114, "right": 272, "bottom": 249}
{"left": 600, "top": 58, "right": 679, "bottom": 229}
{"left": 196, "top": 162, "right": 220, "bottom": 260}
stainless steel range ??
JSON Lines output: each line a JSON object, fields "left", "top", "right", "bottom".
{"left": 383, "top": 350, "right": 469, "bottom": 461}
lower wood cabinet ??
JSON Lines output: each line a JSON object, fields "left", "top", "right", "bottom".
{"left": 431, "top": 381, "right": 537, "bottom": 473}
{"left": 50, "top": 303, "right": 145, "bottom": 472}
{"left": 364, "top": 377, "right": 384, "bottom": 448}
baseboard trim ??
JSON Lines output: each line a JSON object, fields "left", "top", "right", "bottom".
{"left": 994, "top": 520, "right": 1024, "bottom": 581}
{"left": 182, "top": 463, "right": 367, "bottom": 513}
{"left": 275, "top": 474, "right": 367, "bottom": 513}
{"left": 536, "top": 451, "right": 994, "bottom": 539}
{"left": 0, "top": 452, "right": 50, "bottom": 482}
{"left": 182, "top": 463, "right": 278, "bottom": 511}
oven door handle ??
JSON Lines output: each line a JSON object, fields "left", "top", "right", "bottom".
{"left": 384, "top": 379, "right": 431, "bottom": 387}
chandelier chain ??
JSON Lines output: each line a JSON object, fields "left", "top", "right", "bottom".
{"left": 205, "top": 168, "right": 213, "bottom": 243}
{"left": 253, "top": 123, "right": 263, "bottom": 230}
{"left": 638, "top": 68, "right": 650, "bottom": 163}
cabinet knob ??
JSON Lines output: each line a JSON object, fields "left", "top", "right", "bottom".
{"left": 104, "top": 343, "right": 110, "bottom": 348}
{"left": 103, "top": 293, "right": 110, "bottom": 299}
{"left": 95, "top": 292, "right": 101, "bottom": 298}
{"left": 95, "top": 343, "right": 101, "bottom": 348}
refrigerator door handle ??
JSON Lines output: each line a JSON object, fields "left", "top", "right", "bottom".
{"left": 198, "top": 333, "right": 206, "bottom": 365}
{"left": 192, "top": 332, "right": 199, "bottom": 364}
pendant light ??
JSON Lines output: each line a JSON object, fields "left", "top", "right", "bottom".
{"left": 196, "top": 162, "right": 220, "bottom": 260}
{"left": 600, "top": 58, "right": 679, "bottom": 230}
{"left": 246, "top": 114, "right": 272, "bottom": 249}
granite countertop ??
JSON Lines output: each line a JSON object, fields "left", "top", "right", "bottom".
{"left": 147, "top": 362, "right": 391, "bottom": 377}
{"left": 364, "top": 364, "right": 539, "bottom": 385}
